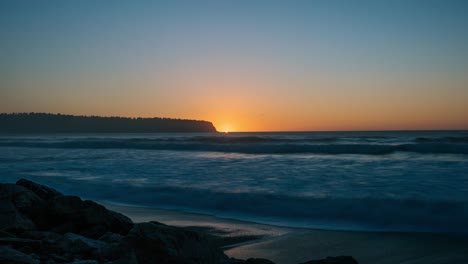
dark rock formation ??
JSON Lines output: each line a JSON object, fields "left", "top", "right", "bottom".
{"left": 300, "top": 256, "right": 359, "bottom": 264}
{"left": 123, "top": 221, "right": 227, "bottom": 264}
{"left": 0, "top": 184, "right": 41, "bottom": 232}
{"left": 16, "top": 178, "right": 62, "bottom": 200}
{"left": 244, "top": 258, "right": 276, "bottom": 264}
{"left": 0, "top": 200, "right": 36, "bottom": 232}
{"left": 0, "top": 246, "right": 39, "bottom": 264}
{"left": 54, "top": 233, "right": 107, "bottom": 256}
{"left": 0, "top": 179, "right": 359, "bottom": 264}
{"left": 47, "top": 195, "right": 134, "bottom": 238}
{"left": 13, "top": 178, "right": 134, "bottom": 239}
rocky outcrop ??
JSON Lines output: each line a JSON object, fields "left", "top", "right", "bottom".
{"left": 0, "top": 200, "right": 36, "bottom": 231}
{"left": 244, "top": 258, "right": 276, "bottom": 264}
{"left": 123, "top": 221, "right": 227, "bottom": 264}
{"left": 47, "top": 195, "right": 134, "bottom": 238}
{"left": 0, "top": 246, "right": 40, "bottom": 264}
{"left": 16, "top": 178, "right": 62, "bottom": 200}
{"left": 0, "top": 179, "right": 359, "bottom": 264}
{"left": 7, "top": 179, "right": 134, "bottom": 239}
{"left": 299, "top": 256, "right": 359, "bottom": 264}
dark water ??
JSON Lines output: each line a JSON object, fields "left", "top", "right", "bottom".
{"left": 1, "top": 131, "right": 468, "bottom": 233}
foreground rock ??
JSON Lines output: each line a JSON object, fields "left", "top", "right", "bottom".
{"left": 300, "top": 256, "right": 359, "bottom": 264}
{"left": 244, "top": 258, "right": 276, "bottom": 264}
{"left": 123, "top": 221, "right": 227, "bottom": 264}
{"left": 16, "top": 179, "right": 133, "bottom": 239}
{"left": 0, "top": 245, "right": 40, "bottom": 264}
{"left": 0, "top": 179, "right": 359, "bottom": 263}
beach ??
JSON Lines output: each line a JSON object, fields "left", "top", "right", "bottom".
{"left": 103, "top": 202, "right": 468, "bottom": 264}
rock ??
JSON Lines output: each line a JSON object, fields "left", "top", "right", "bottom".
{"left": 19, "top": 230, "right": 62, "bottom": 242}
{"left": 222, "top": 257, "right": 246, "bottom": 264}
{"left": 98, "top": 232, "right": 124, "bottom": 244}
{"left": 16, "top": 178, "right": 62, "bottom": 200}
{"left": 54, "top": 233, "right": 107, "bottom": 256}
{"left": 0, "top": 245, "right": 40, "bottom": 264}
{"left": 0, "top": 183, "right": 45, "bottom": 209}
{"left": 48, "top": 253, "right": 70, "bottom": 263}
{"left": 94, "top": 242, "right": 124, "bottom": 262}
{"left": 3, "top": 180, "right": 133, "bottom": 238}
{"left": 0, "top": 183, "right": 48, "bottom": 230}
{"left": 300, "top": 256, "right": 359, "bottom": 264}
{"left": 0, "top": 237, "right": 42, "bottom": 251}
{"left": 245, "top": 259, "right": 276, "bottom": 264}
{"left": 66, "top": 260, "right": 99, "bottom": 264}
{"left": 0, "top": 230, "right": 15, "bottom": 238}
{"left": 124, "top": 221, "right": 228, "bottom": 264}
{"left": 0, "top": 200, "right": 36, "bottom": 232}
{"left": 109, "top": 251, "right": 138, "bottom": 264}
{"left": 49, "top": 195, "right": 134, "bottom": 238}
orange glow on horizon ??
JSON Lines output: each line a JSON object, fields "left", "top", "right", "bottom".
{"left": 3, "top": 59, "right": 467, "bottom": 132}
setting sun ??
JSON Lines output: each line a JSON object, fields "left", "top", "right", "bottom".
{"left": 218, "top": 123, "right": 234, "bottom": 133}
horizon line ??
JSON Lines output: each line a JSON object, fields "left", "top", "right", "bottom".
{"left": 1, "top": 112, "right": 467, "bottom": 133}
{"left": 228, "top": 129, "right": 468, "bottom": 133}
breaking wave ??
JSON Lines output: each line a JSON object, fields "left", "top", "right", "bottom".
{"left": 56, "top": 182, "right": 468, "bottom": 233}
{"left": 0, "top": 137, "right": 467, "bottom": 155}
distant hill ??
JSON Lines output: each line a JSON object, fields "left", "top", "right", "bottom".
{"left": 0, "top": 113, "right": 217, "bottom": 133}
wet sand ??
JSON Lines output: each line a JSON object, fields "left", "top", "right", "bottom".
{"left": 102, "top": 202, "right": 468, "bottom": 264}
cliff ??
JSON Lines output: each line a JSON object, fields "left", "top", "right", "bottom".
{"left": 0, "top": 113, "right": 217, "bottom": 133}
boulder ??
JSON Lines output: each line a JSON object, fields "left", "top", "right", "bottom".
{"left": 54, "top": 233, "right": 107, "bottom": 256}
{"left": 0, "top": 237, "right": 42, "bottom": 251}
{"left": 0, "top": 200, "right": 36, "bottom": 232}
{"left": 0, "top": 183, "right": 49, "bottom": 230}
{"left": 300, "top": 256, "right": 359, "bottom": 264}
{"left": 222, "top": 257, "right": 246, "bottom": 264}
{"left": 67, "top": 261, "right": 99, "bottom": 264}
{"left": 124, "top": 221, "right": 228, "bottom": 264}
{"left": 19, "top": 230, "right": 62, "bottom": 242}
{"left": 0, "top": 245, "right": 40, "bottom": 264}
{"left": 16, "top": 178, "right": 62, "bottom": 200}
{"left": 0, "top": 184, "right": 46, "bottom": 211}
{"left": 110, "top": 251, "right": 138, "bottom": 264}
{"left": 48, "top": 195, "right": 134, "bottom": 238}
{"left": 2, "top": 180, "right": 133, "bottom": 238}
{"left": 0, "top": 230, "right": 15, "bottom": 238}
{"left": 98, "top": 232, "right": 124, "bottom": 244}
{"left": 245, "top": 259, "right": 276, "bottom": 264}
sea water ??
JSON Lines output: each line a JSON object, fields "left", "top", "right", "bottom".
{"left": 1, "top": 131, "right": 468, "bottom": 233}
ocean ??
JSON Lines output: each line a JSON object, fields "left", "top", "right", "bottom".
{"left": 1, "top": 131, "right": 468, "bottom": 233}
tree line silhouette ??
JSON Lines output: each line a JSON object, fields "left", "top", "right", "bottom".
{"left": 0, "top": 113, "right": 217, "bottom": 133}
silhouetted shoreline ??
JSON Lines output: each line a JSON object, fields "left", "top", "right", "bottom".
{"left": 0, "top": 113, "right": 217, "bottom": 133}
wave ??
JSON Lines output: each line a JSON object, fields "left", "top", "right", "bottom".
{"left": 89, "top": 135, "right": 340, "bottom": 144}
{"left": 414, "top": 136, "right": 468, "bottom": 143}
{"left": 34, "top": 179, "right": 468, "bottom": 233}
{"left": 1, "top": 138, "right": 468, "bottom": 155}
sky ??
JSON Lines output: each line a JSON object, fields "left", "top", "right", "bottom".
{"left": 1, "top": 0, "right": 467, "bottom": 132}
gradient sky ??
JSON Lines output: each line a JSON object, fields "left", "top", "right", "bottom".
{"left": 1, "top": 0, "right": 467, "bottom": 131}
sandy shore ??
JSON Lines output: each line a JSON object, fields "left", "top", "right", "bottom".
{"left": 102, "top": 202, "right": 468, "bottom": 264}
